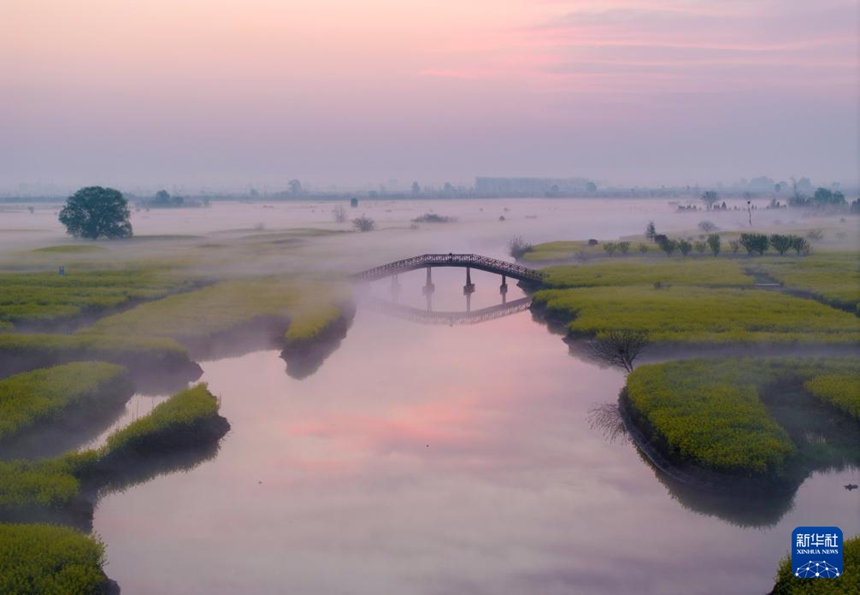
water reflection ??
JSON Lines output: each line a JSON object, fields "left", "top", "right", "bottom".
{"left": 90, "top": 308, "right": 860, "bottom": 595}
{"left": 586, "top": 395, "right": 815, "bottom": 528}
{"left": 586, "top": 402, "right": 630, "bottom": 445}
{"left": 281, "top": 316, "right": 352, "bottom": 380}
{"left": 361, "top": 295, "right": 532, "bottom": 326}
{"left": 0, "top": 384, "right": 135, "bottom": 461}
{"left": 89, "top": 439, "right": 225, "bottom": 500}
{"left": 130, "top": 363, "right": 203, "bottom": 395}
{"left": 638, "top": 448, "right": 797, "bottom": 529}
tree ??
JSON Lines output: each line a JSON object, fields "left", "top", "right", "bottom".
{"left": 154, "top": 189, "right": 171, "bottom": 205}
{"left": 769, "top": 234, "right": 793, "bottom": 256}
{"left": 645, "top": 221, "right": 656, "bottom": 242}
{"left": 812, "top": 187, "right": 846, "bottom": 207}
{"left": 701, "top": 191, "right": 719, "bottom": 211}
{"left": 508, "top": 236, "right": 533, "bottom": 259}
{"left": 706, "top": 233, "right": 721, "bottom": 257}
{"left": 352, "top": 215, "right": 375, "bottom": 232}
{"left": 411, "top": 181, "right": 421, "bottom": 196}
{"left": 288, "top": 179, "right": 303, "bottom": 196}
{"left": 693, "top": 240, "right": 707, "bottom": 254}
{"left": 657, "top": 237, "right": 677, "bottom": 256}
{"left": 603, "top": 242, "right": 618, "bottom": 256}
{"left": 618, "top": 241, "right": 630, "bottom": 255}
{"left": 59, "top": 186, "right": 132, "bottom": 239}
{"left": 790, "top": 236, "right": 810, "bottom": 255}
{"left": 586, "top": 330, "right": 650, "bottom": 374}
{"left": 739, "top": 233, "right": 768, "bottom": 256}
{"left": 677, "top": 239, "right": 692, "bottom": 256}
{"left": 332, "top": 205, "right": 347, "bottom": 223}
{"left": 698, "top": 220, "right": 717, "bottom": 232}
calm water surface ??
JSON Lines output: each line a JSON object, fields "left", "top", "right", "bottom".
{"left": 91, "top": 273, "right": 860, "bottom": 594}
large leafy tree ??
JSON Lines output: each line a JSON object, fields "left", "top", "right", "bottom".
{"left": 59, "top": 186, "right": 133, "bottom": 239}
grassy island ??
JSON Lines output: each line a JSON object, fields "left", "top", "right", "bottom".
{"left": 80, "top": 277, "right": 353, "bottom": 352}
{"left": 624, "top": 358, "right": 860, "bottom": 480}
{"left": 0, "top": 333, "right": 194, "bottom": 378}
{"left": 0, "top": 383, "right": 228, "bottom": 519}
{"left": 0, "top": 363, "right": 131, "bottom": 444}
{"left": 533, "top": 285, "right": 860, "bottom": 345}
{"left": 0, "top": 268, "right": 199, "bottom": 331}
{"left": 0, "top": 523, "right": 112, "bottom": 594}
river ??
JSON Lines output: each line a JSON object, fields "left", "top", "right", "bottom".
{"left": 89, "top": 265, "right": 859, "bottom": 594}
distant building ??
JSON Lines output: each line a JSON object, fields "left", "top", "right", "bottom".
{"left": 474, "top": 177, "right": 593, "bottom": 197}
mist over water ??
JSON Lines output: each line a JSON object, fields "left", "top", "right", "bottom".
{"left": 89, "top": 307, "right": 859, "bottom": 595}
{"left": 3, "top": 198, "right": 858, "bottom": 593}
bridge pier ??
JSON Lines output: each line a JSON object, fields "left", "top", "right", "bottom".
{"left": 422, "top": 266, "right": 435, "bottom": 297}
{"left": 463, "top": 267, "right": 476, "bottom": 296}
{"left": 500, "top": 274, "right": 508, "bottom": 304}
{"left": 390, "top": 275, "right": 401, "bottom": 302}
{"left": 465, "top": 291, "right": 472, "bottom": 313}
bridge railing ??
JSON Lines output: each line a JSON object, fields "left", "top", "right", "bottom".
{"left": 353, "top": 254, "right": 546, "bottom": 283}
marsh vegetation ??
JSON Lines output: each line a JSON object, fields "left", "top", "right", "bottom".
{"left": 0, "top": 197, "right": 856, "bottom": 593}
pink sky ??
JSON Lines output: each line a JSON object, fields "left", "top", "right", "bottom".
{"left": 2, "top": 0, "right": 857, "bottom": 192}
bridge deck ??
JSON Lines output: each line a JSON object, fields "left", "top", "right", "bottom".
{"left": 353, "top": 254, "right": 546, "bottom": 283}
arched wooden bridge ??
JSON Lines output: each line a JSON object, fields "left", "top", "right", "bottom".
{"left": 352, "top": 253, "right": 546, "bottom": 284}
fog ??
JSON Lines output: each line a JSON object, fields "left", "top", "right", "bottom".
{"left": 2, "top": 197, "right": 858, "bottom": 594}
{"left": 5, "top": 196, "right": 855, "bottom": 276}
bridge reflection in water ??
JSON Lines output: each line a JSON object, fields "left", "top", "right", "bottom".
{"left": 360, "top": 295, "right": 533, "bottom": 326}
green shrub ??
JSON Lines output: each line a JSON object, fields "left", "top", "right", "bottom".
{"left": 791, "top": 236, "right": 811, "bottom": 255}
{"left": 677, "top": 240, "right": 692, "bottom": 256}
{"left": 658, "top": 237, "right": 678, "bottom": 256}
{"left": 740, "top": 233, "right": 769, "bottom": 256}
{"left": 0, "top": 362, "right": 130, "bottom": 442}
{"left": 770, "top": 234, "right": 794, "bottom": 256}
{"left": 707, "top": 234, "right": 721, "bottom": 256}
{"left": 0, "top": 523, "right": 109, "bottom": 594}
{"left": 771, "top": 535, "right": 859, "bottom": 594}
{"left": 618, "top": 241, "right": 631, "bottom": 254}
